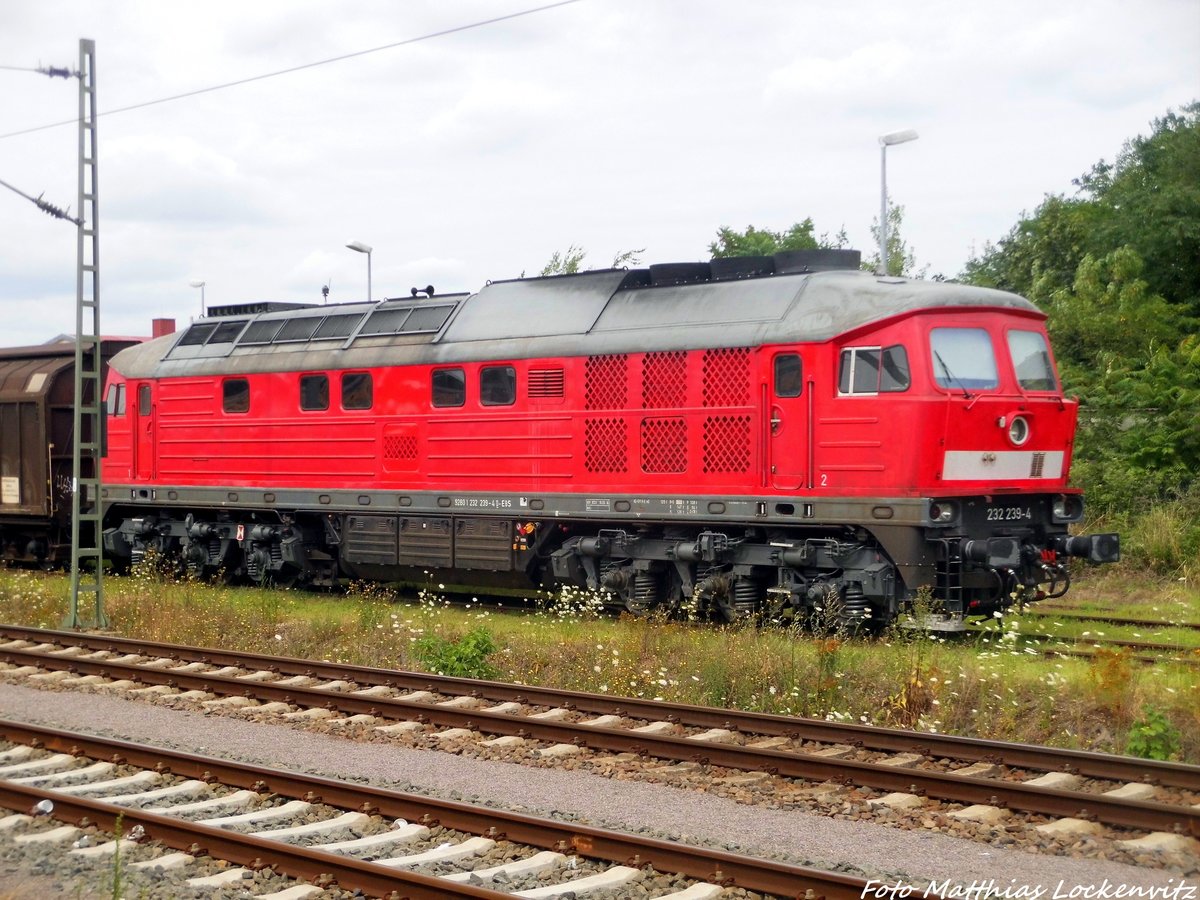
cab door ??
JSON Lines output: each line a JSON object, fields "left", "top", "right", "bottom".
{"left": 767, "top": 352, "right": 808, "bottom": 490}
{"left": 133, "top": 383, "right": 155, "bottom": 480}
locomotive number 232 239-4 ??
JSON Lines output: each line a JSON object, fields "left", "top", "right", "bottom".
{"left": 986, "top": 506, "right": 1033, "bottom": 522}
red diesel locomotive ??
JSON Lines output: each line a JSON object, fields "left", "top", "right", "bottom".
{"left": 99, "top": 249, "right": 1119, "bottom": 628}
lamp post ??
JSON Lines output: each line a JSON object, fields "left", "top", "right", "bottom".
{"left": 878, "top": 129, "right": 918, "bottom": 276}
{"left": 346, "top": 241, "right": 373, "bottom": 301}
{"left": 188, "top": 279, "right": 206, "bottom": 316}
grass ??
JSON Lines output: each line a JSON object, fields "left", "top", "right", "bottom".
{"left": 1, "top": 563, "right": 1197, "bottom": 762}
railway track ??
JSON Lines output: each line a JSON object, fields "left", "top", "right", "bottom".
{"left": 0, "top": 718, "right": 850, "bottom": 899}
{"left": 964, "top": 627, "right": 1200, "bottom": 665}
{"left": 1, "top": 625, "right": 1198, "bottom": 850}
{"left": 1023, "top": 609, "right": 1200, "bottom": 631}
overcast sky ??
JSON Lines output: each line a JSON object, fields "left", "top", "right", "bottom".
{"left": 1, "top": 0, "right": 1196, "bottom": 345}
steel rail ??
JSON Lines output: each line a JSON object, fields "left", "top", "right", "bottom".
{"left": 0, "top": 782, "right": 506, "bottom": 899}
{"left": 1023, "top": 610, "right": 1200, "bottom": 631}
{"left": 963, "top": 627, "right": 1199, "bottom": 656}
{"left": 0, "top": 718, "right": 880, "bottom": 900}
{"left": 1030, "top": 645, "right": 1199, "bottom": 667}
{"left": 1, "top": 645, "right": 1196, "bottom": 836}
{"left": 4, "top": 624, "right": 1199, "bottom": 790}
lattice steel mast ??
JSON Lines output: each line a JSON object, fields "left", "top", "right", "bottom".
{"left": 65, "top": 39, "right": 105, "bottom": 629}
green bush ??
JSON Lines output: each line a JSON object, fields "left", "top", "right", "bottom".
{"left": 413, "top": 626, "right": 500, "bottom": 679}
{"left": 1127, "top": 706, "right": 1182, "bottom": 760}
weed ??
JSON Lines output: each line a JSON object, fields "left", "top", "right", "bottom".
{"left": 1127, "top": 706, "right": 1182, "bottom": 760}
{"left": 109, "top": 812, "right": 124, "bottom": 900}
{"left": 1087, "top": 647, "right": 1134, "bottom": 718}
{"left": 884, "top": 586, "right": 943, "bottom": 728}
{"left": 2, "top": 568, "right": 1197, "bottom": 760}
{"left": 414, "top": 626, "right": 500, "bottom": 679}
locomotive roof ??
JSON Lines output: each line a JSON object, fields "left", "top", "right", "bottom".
{"left": 111, "top": 266, "right": 1042, "bottom": 379}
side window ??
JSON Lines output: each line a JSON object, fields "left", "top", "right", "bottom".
{"left": 223, "top": 378, "right": 250, "bottom": 414}
{"left": 300, "top": 374, "right": 330, "bottom": 411}
{"left": 138, "top": 383, "right": 151, "bottom": 416}
{"left": 105, "top": 383, "right": 127, "bottom": 416}
{"left": 774, "top": 354, "right": 802, "bottom": 398}
{"left": 341, "top": 372, "right": 373, "bottom": 410}
{"left": 480, "top": 365, "right": 516, "bottom": 406}
{"left": 432, "top": 367, "right": 466, "bottom": 408}
{"left": 880, "top": 346, "right": 911, "bottom": 391}
{"left": 838, "top": 345, "right": 910, "bottom": 395}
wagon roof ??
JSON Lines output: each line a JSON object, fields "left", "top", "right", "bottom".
{"left": 111, "top": 268, "right": 1041, "bottom": 379}
{"left": 0, "top": 338, "right": 141, "bottom": 399}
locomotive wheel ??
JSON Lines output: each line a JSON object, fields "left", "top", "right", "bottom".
{"left": 269, "top": 566, "right": 310, "bottom": 590}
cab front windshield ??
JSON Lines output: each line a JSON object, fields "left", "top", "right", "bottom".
{"left": 1007, "top": 330, "right": 1058, "bottom": 391}
{"left": 929, "top": 327, "right": 998, "bottom": 391}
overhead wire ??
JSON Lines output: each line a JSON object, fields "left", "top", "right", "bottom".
{"left": 0, "top": 0, "right": 583, "bottom": 141}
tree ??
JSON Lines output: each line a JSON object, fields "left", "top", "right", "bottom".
{"left": 537, "top": 245, "right": 644, "bottom": 276}
{"left": 1075, "top": 102, "right": 1200, "bottom": 314}
{"left": 958, "top": 103, "right": 1200, "bottom": 517}
{"left": 863, "top": 202, "right": 926, "bottom": 278}
{"left": 710, "top": 220, "right": 816, "bottom": 257}
{"left": 708, "top": 219, "right": 852, "bottom": 259}
{"left": 962, "top": 101, "right": 1200, "bottom": 314}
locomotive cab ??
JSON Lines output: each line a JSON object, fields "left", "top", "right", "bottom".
{"left": 855, "top": 309, "right": 1116, "bottom": 617}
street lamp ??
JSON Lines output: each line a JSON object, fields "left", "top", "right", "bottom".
{"left": 878, "top": 129, "right": 918, "bottom": 276}
{"left": 345, "top": 241, "right": 373, "bottom": 301}
{"left": 188, "top": 279, "right": 206, "bottom": 316}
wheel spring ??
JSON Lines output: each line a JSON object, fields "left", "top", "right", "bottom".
{"left": 633, "top": 572, "right": 658, "bottom": 609}
{"left": 839, "top": 584, "right": 870, "bottom": 619}
{"left": 733, "top": 578, "right": 759, "bottom": 615}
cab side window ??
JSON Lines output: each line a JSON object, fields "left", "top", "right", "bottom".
{"left": 838, "top": 345, "right": 910, "bottom": 395}
{"left": 105, "top": 383, "right": 126, "bottom": 416}
{"left": 774, "top": 354, "right": 802, "bottom": 398}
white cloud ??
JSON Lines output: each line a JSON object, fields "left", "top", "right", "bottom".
{"left": 766, "top": 41, "right": 918, "bottom": 105}
{"left": 0, "top": 0, "right": 1196, "bottom": 344}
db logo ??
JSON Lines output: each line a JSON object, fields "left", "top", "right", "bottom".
{"left": 236, "top": 524, "right": 245, "bottom": 541}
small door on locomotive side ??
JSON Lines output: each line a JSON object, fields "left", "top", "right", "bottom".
{"left": 766, "top": 350, "right": 808, "bottom": 491}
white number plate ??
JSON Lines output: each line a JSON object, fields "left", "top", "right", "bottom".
{"left": 986, "top": 506, "right": 1032, "bottom": 522}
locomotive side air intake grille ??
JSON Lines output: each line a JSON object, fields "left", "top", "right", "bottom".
{"left": 702, "top": 347, "right": 750, "bottom": 407}
{"left": 642, "top": 351, "right": 687, "bottom": 409}
{"left": 585, "top": 418, "right": 627, "bottom": 473}
{"left": 585, "top": 354, "right": 627, "bottom": 409}
{"left": 703, "top": 415, "right": 752, "bottom": 473}
{"left": 641, "top": 417, "right": 688, "bottom": 473}
{"left": 383, "top": 434, "right": 418, "bottom": 460}
{"left": 528, "top": 368, "right": 565, "bottom": 399}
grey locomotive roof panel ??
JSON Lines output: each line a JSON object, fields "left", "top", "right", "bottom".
{"left": 440, "top": 270, "right": 628, "bottom": 342}
{"left": 111, "top": 269, "right": 1041, "bottom": 380}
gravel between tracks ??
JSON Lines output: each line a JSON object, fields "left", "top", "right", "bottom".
{"left": 0, "top": 681, "right": 1193, "bottom": 897}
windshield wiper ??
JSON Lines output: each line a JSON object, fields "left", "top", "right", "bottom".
{"left": 934, "top": 351, "right": 972, "bottom": 400}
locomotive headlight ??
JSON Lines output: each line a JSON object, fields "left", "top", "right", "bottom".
{"left": 1003, "top": 414, "right": 1030, "bottom": 446}
{"left": 1052, "top": 494, "right": 1084, "bottom": 523}
{"left": 928, "top": 500, "right": 958, "bottom": 524}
